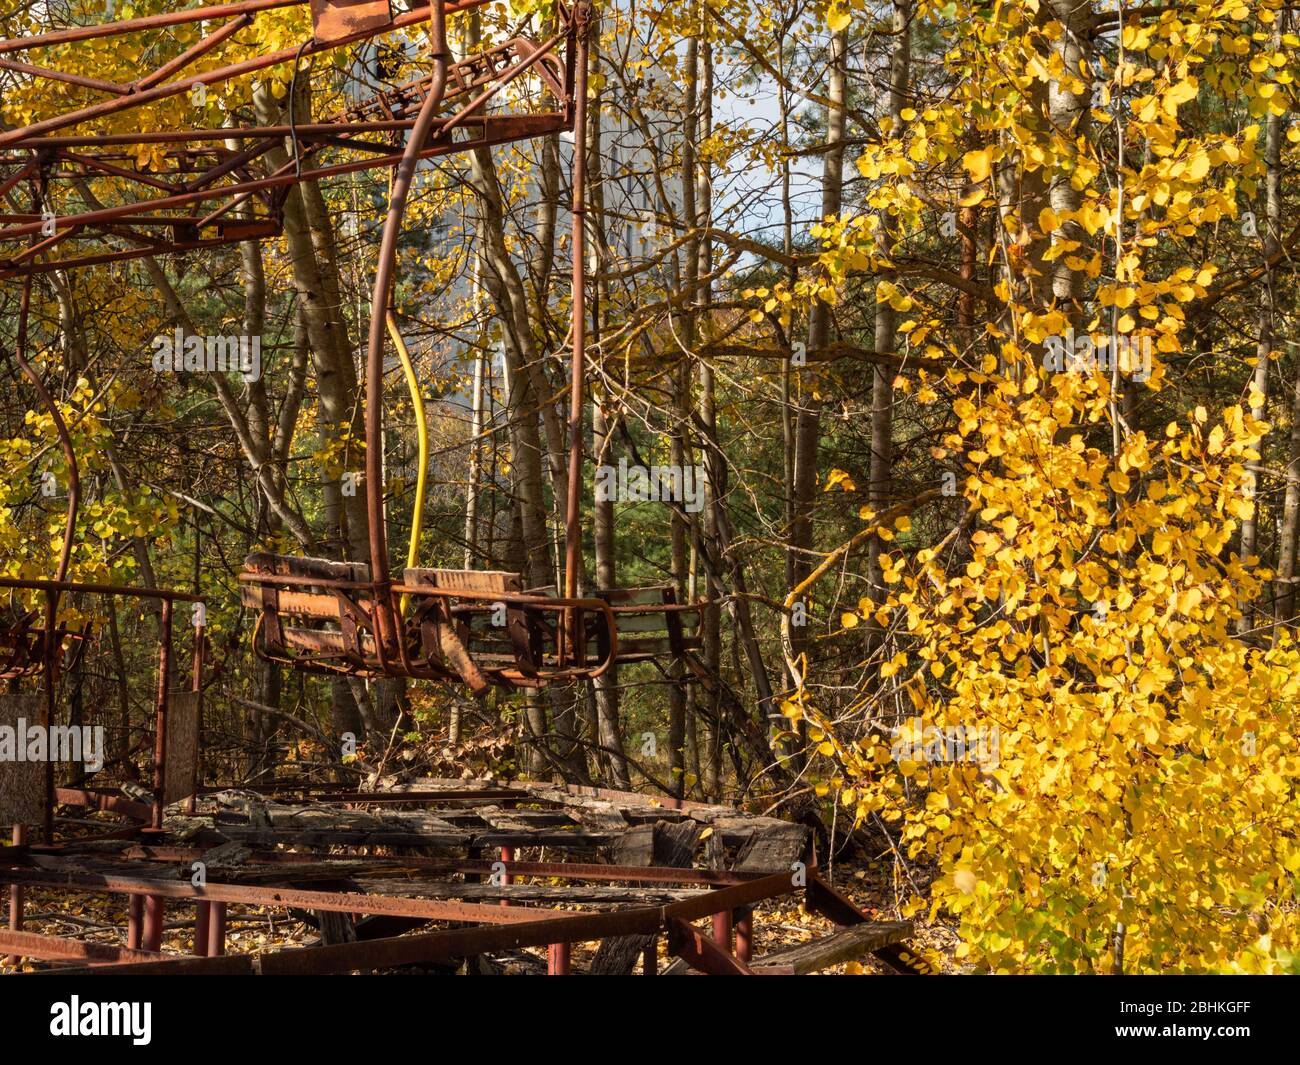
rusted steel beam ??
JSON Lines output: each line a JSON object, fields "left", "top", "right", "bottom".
{"left": 142, "top": 895, "right": 165, "bottom": 953}
{"left": 42, "top": 871, "right": 799, "bottom": 976}
{"left": 0, "top": 578, "right": 202, "bottom": 602}
{"left": 61, "top": 844, "right": 761, "bottom": 887}
{"left": 0, "top": 161, "right": 36, "bottom": 199}
{"left": 667, "top": 916, "right": 752, "bottom": 976}
{"left": 53, "top": 787, "right": 151, "bottom": 822}
{"left": 0, "top": 229, "right": 281, "bottom": 280}
{"left": 547, "top": 941, "right": 571, "bottom": 975}
{"left": 0, "top": 0, "right": 303, "bottom": 55}
{"left": 194, "top": 901, "right": 211, "bottom": 956}
{"left": 6, "top": 824, "right": 24, "bottom": 966}
{"left": 0, "top": 865, "right": 584, "bottom": 925}
{"left": 208, "top": 902, "right": 227, "bottom": 957}
{"left": 0, "top": 1, "right": 498, "bottom": 149}
{"left": 711, "top": 908, "right": 733, "bottom": 951}
{"left": 0, "top": 113, "right": 565, "bottom": 248}
{"left": 151, "top": 600, "right": 172, "bottom": 832}
{"left": 135, "top": 13, "right": 254, "bottom": 92}
{"left": 127, "top": 895, "right": 143, "bottom": 950}
{"left": 0, "top": 929, "right": 164, "bottom": 965}
{"left": 735, "top": 907, "right": 754, "bottom": 965}
{"left": 0, "top": 57, "right": 131, "bottom": 95}
{"left": 57, "top": 150, "right": 185, "bottom": 194}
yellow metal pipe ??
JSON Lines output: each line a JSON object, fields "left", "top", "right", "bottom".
{"left": 388, "top": 311, "right": 428, "bottom": 616}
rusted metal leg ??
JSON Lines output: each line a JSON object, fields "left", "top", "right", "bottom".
{"left": 735, "top": 907, "right": 754, "bottom": 965}
{"left": 207, "top": 901, "right": 226, "bottom": 957}
{"left": 152, "top": 600, "right": 172, "bottom": 831}
{"left": 500, "top": 845, "right": 513, "bottom": 908}
{"left": 642, "top": 937, "right": 657, "bottom": 975}
{"left": 5, "top": 824, "right": 24, "bottom": 966}
{"left": 143, "top": 894, "right": 164, "bottom": 952}
{"left": 712, "top": 907, "right": 733, "bottom": 950}
{"left": 194, "top": 901, "right": 211, "bottom": 956}
{"left": 127, "top": 893, "right": 143, "bottom": 950}
{"left": 548, "top": 941, "right": 571, "bottom": 975}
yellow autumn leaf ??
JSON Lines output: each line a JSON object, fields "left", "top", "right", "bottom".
{"left": 962, "top": 146, "right": 995, "bottom": 183}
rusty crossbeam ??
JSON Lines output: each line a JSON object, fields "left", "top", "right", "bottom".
{"left": 0, "top": 929, "right": 164, "bottom": 966}
{"left": 27, "top": 844, "right": 760, "bottom": 887}
{"left": 52, "top": 788, "right": 152, "bottom": 823}
{"left": 0, "top": 862, "right": 587, "bottom": 925}
{"left": 31, "top": 870, "right": 798, "bottom": 976}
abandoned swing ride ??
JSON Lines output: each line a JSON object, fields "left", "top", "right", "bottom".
{"left": 0, "top": 0, "right": 921, "bottom": 975}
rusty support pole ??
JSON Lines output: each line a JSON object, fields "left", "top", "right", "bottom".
{"left": 207, "top": 902, "right": 227, "bottom": 957}
{"left": 712, "top": 907, "right": 732, "bottom": 951}
{"left": 500, "top": 845, "right": 513, "bottom": 907}
{"left": 187, "top": 619, "right": 205, "bottom": 815}
{"left": 561, "top": 3, "right": 591, "bottom": 662}
{"left": 5, "top": 824, "right": 24, "bottom": 966}
{"left": 142, "top": 895, "right": 164, "bottom": 952}
{"left": 363, "top": 1, "right": 448, "bottom": 659}
{"left": 642, "top": 938, "right": 657, "bottom": 975}
{"left": 145, "top": 598, "right": 173, "bottom": 951}
{"left": 152, "top": 598, "right": 173, "bottom": 830}
{"left": 735, "top": 907, "right": 753, "bottom": 965}
{"left": 127, "top": 894, "right": 143, "bottom": 949}
{"left": 547, "top": 941, "right": 571, "bottom": 975}
{"left": 194, "top": 901, "right": 212, "bottom": 956}
{"left": 41, "top": 591, "right": 56, "bottom": 843}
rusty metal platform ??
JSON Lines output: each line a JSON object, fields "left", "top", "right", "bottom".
{"left": 1, "top": 780, "right": 919, "bottom": 975}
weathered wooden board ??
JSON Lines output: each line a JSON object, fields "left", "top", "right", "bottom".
{"left": 590, "top": 819, "right": 702, "bottom": 975}
{"left": 164, "top": 690, "right": 200, "bottom": 806}
{"left": 735, "top": 821, "right": 809, "bottom": 872}
{"left": 0, "top": 694, "right": 45, "bottom": 825}
{"left": 750, "top": 921, "right": 913, "bottom": 975}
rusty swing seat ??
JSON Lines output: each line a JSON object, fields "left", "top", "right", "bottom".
{"left": 240, "top": 554, "right": 622, "bottom": 692}
{"left": 588, "top": 586, "right": 703, "bottom": 666}
{"left": 0, "top": 607, "right": 91, "bottom": 681}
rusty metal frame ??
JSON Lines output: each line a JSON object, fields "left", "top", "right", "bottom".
{"left": 0, "top": 0, "right": 576, "bottom": 279}
{"left": 0, "top": 847, "right": 917, "bottom": 975}
{"left": 0, "top": 853, "right": 801, "bottom": 975}
{"left": 238, "top": 569, "right": 619, "bottom": 686}
{"left": 3, "top": 771, "right": 920, "bottom": 976}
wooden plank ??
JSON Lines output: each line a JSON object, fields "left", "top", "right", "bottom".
{"left": 405, "top": 568, "right": 522, "bottom": 594}
{"left": 736, "top": 822, "right": 809, "bottom": 872}
{"left": 239, "top": 585, "right": 342, "bottom": 621}
{"left": 163, "top": 690, "right": 200, "bottom": 806}
{"left": 0, "top": 693, "right": 46, "bottom": 825}
{"left": 245, "top": 552, "right": 368, "bottom": 582}
{"left": 750, "top": 921, "right": 913, "bottom": 975}
{"left": 614, "top": 613, "right": 675, "bottom": 635}
{"left": 598, "top": 586, "right": 673, "bottom": 606}
{"left": 346, "top": 879, "right": 704, "bottom": 905}
{"left": 589, "top": 820, "right": 701, "bottom": 975}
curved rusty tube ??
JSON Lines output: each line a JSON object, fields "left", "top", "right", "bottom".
{"left": 13, "top": 270, "right": 80, "bottom": 586}
{"left": 364, "top": 1, "right": 449, "bottom": 652}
